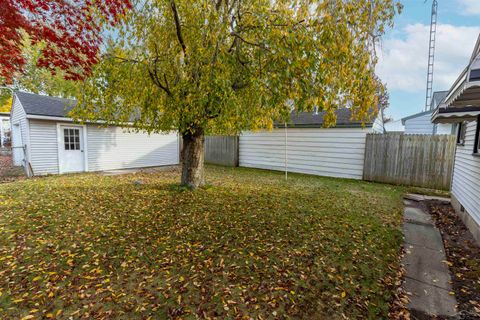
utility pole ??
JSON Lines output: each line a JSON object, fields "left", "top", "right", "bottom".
{"left": 425, "top": 0, "right": 438, "bottom": 111}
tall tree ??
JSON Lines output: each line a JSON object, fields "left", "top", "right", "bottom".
{"left": 77, "top": 0, "right": 402, "bottom": 188}
{"left": 0, "top": 0, "right": 132, "bottom": 84}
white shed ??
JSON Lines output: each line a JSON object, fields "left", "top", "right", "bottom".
{"left": 432, "top": 34, "right": 480, "bottom": 243}
{"left": 10, "top": 92, "right": 179, "bottom": 176}
{"left": 239, "top": 108, "right": 383, "bottom": 180}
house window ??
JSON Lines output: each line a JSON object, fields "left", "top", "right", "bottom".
{"left": 474, "top": 116, "right": 480, "bottom": 154}
{"left": 64, "top": 128, "right": 80, "bottom": 151}
{"left": 457, "top": 121, "right": 467, "bottom": 145}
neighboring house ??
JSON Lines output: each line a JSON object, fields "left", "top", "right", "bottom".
{"left": 10, "top": 91, "right": 179, "bottom": 175}
{"left": 240, "top": 108, "right": 383, "bottom": 180}
{"left": 0, "top": 112, "right": 11, "bottom": 148}
{"left": 432, "top": 35, "right": 480, "bottom": 244}
{"left": 402, "top": 91, "right": 455, "bottom": 135}
{"left": 384, "top": 119, "right": 405, "bottom": 133}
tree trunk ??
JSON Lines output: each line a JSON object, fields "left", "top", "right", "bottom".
{"left": 181, "top": 130, "right": 205, "bottom": 188}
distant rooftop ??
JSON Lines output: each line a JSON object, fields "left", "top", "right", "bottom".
{"left": 277, "top": 108, "right": 377, "bottom": 128}
{"left": 430, "top": 90, "right": 449, "bottom": 110}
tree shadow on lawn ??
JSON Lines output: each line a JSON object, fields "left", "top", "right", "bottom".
{"left": 0, "top": 169, "right": 404, "bottom": 319}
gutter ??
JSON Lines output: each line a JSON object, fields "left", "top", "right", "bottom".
{"left": 26, "top": 114, "right": 135, "bottom": 126}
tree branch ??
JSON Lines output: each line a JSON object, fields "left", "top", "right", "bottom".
{"left": 103, "top": 54, "right": 140, "bottom": 64}
{"left": 170, "top": 0, "right": 186, "bottom": 55}
{"left": 229, "top": 32, "right": 271, "bottom": 52}
{"left": 148, "top": 53, "right": 172, "bottom": 96}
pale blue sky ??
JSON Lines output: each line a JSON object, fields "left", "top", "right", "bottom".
{"left": 377, "top": 0, "right": 480, "bottom": 120}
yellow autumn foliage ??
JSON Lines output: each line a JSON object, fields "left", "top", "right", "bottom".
{"left": 0, "top": 97, "right": 12, "bottom": 113}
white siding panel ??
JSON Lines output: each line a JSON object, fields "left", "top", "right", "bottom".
{"left": 404, "top": 112, "right": 434, "bottom": 134}
{"left": 86, "top": 125, "right": 179, "bottom": 171}
{"left": 239, "top": 128, "right": 369, "bottom": 179}
{"left": 451, "top": 121, "right": 480, "bottom": 227}
{"left": 29, "top": 120, "right": 59, "bottom": 175}
{"left": 10, "top": 96, "right": 30, "bottom": 165}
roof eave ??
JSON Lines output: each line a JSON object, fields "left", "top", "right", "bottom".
{"left": 26, "top": 114, "right": 135, "bottom": 126}
{"left": 431, "top": 106, "right": 480, "bottom": 123}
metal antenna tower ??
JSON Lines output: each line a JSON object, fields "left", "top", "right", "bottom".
{"left": 425, "top": 0, "right": 438, "bottom": 111}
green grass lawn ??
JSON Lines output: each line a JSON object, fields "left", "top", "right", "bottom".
{"left": 0, "top": 166, "right": 405, "bottom": 319}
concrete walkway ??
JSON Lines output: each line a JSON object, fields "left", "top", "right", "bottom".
{"left": 402, "top": 197, "right": 457, "bottom": 318}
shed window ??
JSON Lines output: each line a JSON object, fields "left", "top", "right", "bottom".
{"left": 474, "top": 116, "right": 480, "bottom": 154}
{"left": 64, "top": 128, "right": 80, "bottom": 151}
{"left": 457, "top": 122, "right": 467, "bottom": 145}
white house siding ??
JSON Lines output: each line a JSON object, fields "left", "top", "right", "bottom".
{"left": 451, "top": 120, "right": 480, "bottom": 234}
{"left": 435, "top": 123, "right": 455, "bottom": 135}
{"left": 86, "top": 125, "right": 179, "bottom": 172}
{"left": 28, "top": 120, "right": 59, "bottom": 175}
{"left": 404, "top": 112, "right": 434, "bottom": 134}
{"left": 239, "top": 128, "right": 369, "bottom": 180}
{"left": 10, "top": 97, "right": 30, "bottom": 165}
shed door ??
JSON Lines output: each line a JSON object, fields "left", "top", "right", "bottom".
{"left": 59, "top": 126, "right": 85, "bottom": 173}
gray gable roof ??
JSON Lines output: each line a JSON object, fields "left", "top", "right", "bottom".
{"left": 430, "top": 90, "right": 449, "bottom": 110}
{"left": 15, "top": 91, "right": 76, "bottom": 118}
{"left": 278, "top": 108, "right": 376, "bottom": 128}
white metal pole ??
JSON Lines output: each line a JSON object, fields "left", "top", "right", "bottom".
{"left": 284, "top": 123, "right": 288, "bottom": 180}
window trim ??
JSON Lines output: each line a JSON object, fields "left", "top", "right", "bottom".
{"left": 457, "top": 121, "right": 466, "bottom": 146}
{"left": 474, "top": 116, "right": 480, "bottom": 155}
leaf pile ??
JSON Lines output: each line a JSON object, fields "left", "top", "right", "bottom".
{"left": 427, "top": 201, "right": 480, "bottom": 319}
{"left": 0, "top": 155, "right": 25, "bottom": 184}
{"left": 0, "top": 166, "right": 404, "bottom": 319}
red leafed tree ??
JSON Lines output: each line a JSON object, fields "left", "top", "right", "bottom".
{"left": 0, "top": 0, "right": 131, "bottom": 84}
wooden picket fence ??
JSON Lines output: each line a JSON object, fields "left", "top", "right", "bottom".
{"left": 363, "top": 133, "right": 456, "bottom": 190}
{"left": 204, "top": 136, "right": 239, "bottom": 167}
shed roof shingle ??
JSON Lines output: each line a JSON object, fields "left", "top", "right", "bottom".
{"left": 15, "top": 91, "right": 76, "bottom": 118}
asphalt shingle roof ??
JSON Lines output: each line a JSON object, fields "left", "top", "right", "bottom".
{"left": 430, "top": 90, "right": 449, "bottom": 109}
{"left": 279, "top": 108, "right": 376, "bottom": 127}
{"left": 15, "top": 91, "right": 76, "bottom": 117}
